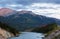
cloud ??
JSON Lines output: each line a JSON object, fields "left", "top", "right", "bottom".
{"left": 4, "top": 3, "right": 60, "bottom": 19}
{"left": 0, "top": 0, "right": 60, "bottom": 19}
{"left": 6, "top": 3, "right": 59, "bottom": 15}
{"left": 15, "top": 3, "right": 60, "bottom": 19}
{"left": 17, "top": 3, "right": 60, "bottom": 13}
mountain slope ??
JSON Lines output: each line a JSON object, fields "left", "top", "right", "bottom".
{"left": 0, "top": 10, "right": 56, "bottom": 31}
{"left": 0, "top": 8, "right": 16, "bottom": 16}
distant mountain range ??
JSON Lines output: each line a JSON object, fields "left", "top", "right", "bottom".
{"left": 0, "top": 8, "right": 59, "bottom": 31}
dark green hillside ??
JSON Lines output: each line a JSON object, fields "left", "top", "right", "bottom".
{"left": 0, "top": 22, "right": 20, "bottom": 36}
{"left": 32, "top": 23, "right": 57, "bottom": 33}
{"left": 0, "top": 13, "right": 56, "bottom": 31}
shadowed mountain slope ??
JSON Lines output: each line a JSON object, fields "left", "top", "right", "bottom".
{"left": 0, "top": 10, "right": 56, "bottom": 31}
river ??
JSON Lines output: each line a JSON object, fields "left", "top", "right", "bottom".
{"left": 8, "top": 32, "right": 45, "bottom": 39}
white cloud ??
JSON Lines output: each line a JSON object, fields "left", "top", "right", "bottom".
{"left": 24, "top": 3, "right": 60, "bottom": 14}
{"left": 0, "top": 3, "right": 60, "bottom": 19}
{"left": 15, "top": 3, "right": 60, "bottom": 14}
{"left": 17, "top": 3, "right": 60, "bottom": 19}
{"left": 7, "top": 4, "right": 23, "bottom": 7}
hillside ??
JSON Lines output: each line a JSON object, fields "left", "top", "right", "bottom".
{"left": 31, "top": 23, "right": 60, "bottom": 39}
{"left": 32, "top": 23, "right": 57, "bottom": 33}
{"left": 0, "top": 10, "right": 56, "bottom": 31}
{"left": 0, "top": 22, "right": 20, "bottom": 39}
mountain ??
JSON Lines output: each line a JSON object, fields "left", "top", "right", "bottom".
{"left": 55, "top": 19, "right": 60, "bottom": 25}
{"left": 0, "top": 8, "right": 16, "bottom": 16}
{"left": 0, "top": 10, "right": 56, "bottom": 31}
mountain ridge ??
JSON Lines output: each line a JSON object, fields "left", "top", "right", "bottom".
{"left": 0, "top": 10, "right": 56, "bottom": 31}
{"left": 0, "top": 8, "right": 59, "bottom": 31}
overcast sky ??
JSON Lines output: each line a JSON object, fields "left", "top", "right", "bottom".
{"left": 0, "top": 0, "right": 60, "bottom": 19}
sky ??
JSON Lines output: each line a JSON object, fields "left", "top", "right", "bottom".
{"left": 0, "top": 0, "right": 60, "bottom": 19}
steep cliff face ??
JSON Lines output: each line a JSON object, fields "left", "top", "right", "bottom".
{"left": 0, "top": 28, "right": 14, "bottom": 39}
